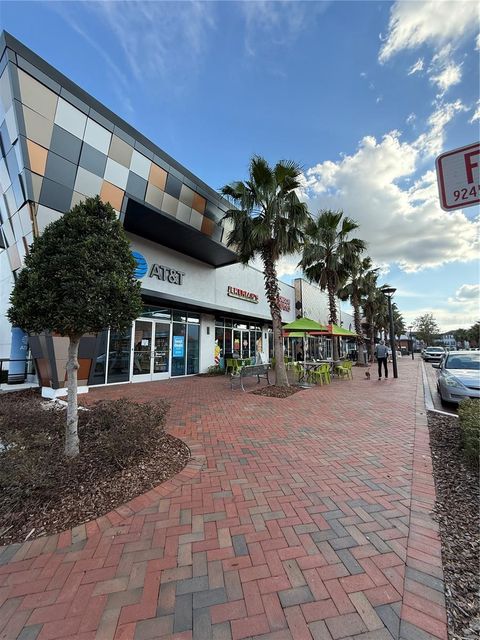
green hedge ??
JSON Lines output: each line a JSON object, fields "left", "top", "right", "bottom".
{"left": 458, "top": 398, "right": 479, "bottom": 467}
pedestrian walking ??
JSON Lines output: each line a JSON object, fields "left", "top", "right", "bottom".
{"left": 375, "top": 340, "right": 389, "bottom": 380}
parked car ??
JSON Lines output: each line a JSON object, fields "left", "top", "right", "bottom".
{"left": 422, "top": 347, "right": 445, "bottom": 362}
{"left": 433, "top": 351, "right": 480, "bottom": 405}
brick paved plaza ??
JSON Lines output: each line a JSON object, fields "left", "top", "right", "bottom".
{"left": 0, "top": 359, "right": 447, "bottom": 640}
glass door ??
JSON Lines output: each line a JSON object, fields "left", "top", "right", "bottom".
{"left": 132, "top": 320, "right": 171, "bottom": 381}
{"left": 152, "top": 321, "right": 170, "bottom": 380}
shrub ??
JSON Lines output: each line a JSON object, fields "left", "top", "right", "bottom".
{"left": 207, "top": 365, "right": 225, "bottom": 375}
{"left": 458, "top": 399, "right": 479, "bottom": 466}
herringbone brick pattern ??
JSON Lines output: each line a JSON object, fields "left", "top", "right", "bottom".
{"left": 0, "top": 359, "right": 447, "bottom": 640}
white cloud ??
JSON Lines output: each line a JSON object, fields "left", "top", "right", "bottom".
{"left": 427, "top": 45, "right": 463, "bottom": 96}
{"left": 476, "top": 33, "right": 480, "bottom": 50}
{"left": 429, "top": 61, "right": 462, "bottom": 95}
{"left": 451, "top": 284, "right": 480, "bottom": 302}
{"left": 406, "top": 113, "right": 416, "bottom": 125}
{"left": 414, "top": 99, "right": 468, "bottom": 158}
{"left": 239, "top": 0, "right": 327, "bottom": 56}
{"left": 470, "top": 100, "right": 480, "bottom": 123}
{"left": 300, "top": 104, "right": 479, "bottom": 273}
{"left": 403, "top": 302, "right": 478, "bottom": 332}
{"left": 81, "top": 1, "right": 215, "bottom": 87}
{"left": 408, "top": 57, "right": 424, "bottom": 75}
{"left": 379, "top": 0, "right": 478, "bottom": 62}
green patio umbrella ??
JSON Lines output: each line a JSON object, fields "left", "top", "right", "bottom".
{"left": 328, "top": 324, "right": 357, "bottom": 336}
{"left": 283, "top": 317, "right": 328, "bottom": 366}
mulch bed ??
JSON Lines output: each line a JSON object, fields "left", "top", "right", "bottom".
{"left": 251, "top": 384, "right": 303, "bottom": 398}
{"left": 427, "top": 411, "right": 480, "bottom": 639}
{"left": 0, "top": 391, "right": 190, "bottom": 546}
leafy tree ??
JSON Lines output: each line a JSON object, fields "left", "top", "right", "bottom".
{"left": 300, "top": 210, "right": 366, "bottom": 360}
{"left": 221, "top": 156, "right": 310, "bottom": 386}
{"left": 467, "top": 321, "right": 480, "bottom": 347}
{"left": 413, "top": 313, "right": 439, "bottom": 346}
{"left": 8, "top": 197, "right": 143, "bottom": 457}
{"left": 338, "top": 256, "right": 375, "bottom": 365}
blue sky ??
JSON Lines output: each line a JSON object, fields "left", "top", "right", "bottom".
{"left": 2, "top": 1, "right": 479, "bottom": 331}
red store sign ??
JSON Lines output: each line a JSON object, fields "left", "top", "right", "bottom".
{"left": 227, "top": 286, "right": 259, "bottom": 304}
{"left": 278, "top": 296, "right": 291, "bottom": 312}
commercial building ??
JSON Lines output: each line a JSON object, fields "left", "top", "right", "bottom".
{"left": 0, "top": 32, "right": 297, "bottom": 396}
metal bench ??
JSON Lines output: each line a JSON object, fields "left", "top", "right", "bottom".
{"left": 231, "top": 363, "right": 270, "bottom": 391}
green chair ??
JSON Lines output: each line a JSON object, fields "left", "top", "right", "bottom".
{"left": 293, "top": 361, "right": 304, "bottom": 382}
{"left": 312, "top": 363, "right": 331, "bottom": 385}
{"left": 226, "top": 358, "right": 240, "bottom": 375}
{"left": 336, "top": 360, "right": 353, "bottom": 380}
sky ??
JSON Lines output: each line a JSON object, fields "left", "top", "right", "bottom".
{"left": 1, "top": 0, "right": 479, "bottom": 332}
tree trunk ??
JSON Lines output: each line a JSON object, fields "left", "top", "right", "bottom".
{"left": 370, "top": 324, "right": 375, "bottom": 363}
{"left": 327, "top": 275, "right": 339, "bottom": 361}
{"left": 262, "top": 249, "right": 289, "bottom": 387}
{"left": 65, "top": 335, "right": 81, "bottom": 457}
{"left": 352, "top": 293, "right": 365, "bottom": 365}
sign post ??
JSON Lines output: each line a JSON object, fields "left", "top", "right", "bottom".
{"left": 435, "top": 142, "right": 480, "bottom": 211}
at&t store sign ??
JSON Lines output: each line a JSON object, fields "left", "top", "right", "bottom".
{"left": 132, "top": 252, "right": 185, "bottom": 285}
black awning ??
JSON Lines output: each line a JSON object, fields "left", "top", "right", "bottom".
{"left": 123, "top": 197, "right": 237, "bottom": 267}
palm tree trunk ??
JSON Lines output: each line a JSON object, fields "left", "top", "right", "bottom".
{"left": 352, "top": 293, "right": 365, "bottom": 365}
{"left": 327, "top": 275, "right": 339, "bottom": 361}
{"left": 65, "top": 335, "right": 80, "bottom": 457}
{"left": 370, "top": 324, "right": 375, "bottom": 363}
{"left": 262, "top": 249, "right": 289, "bottom": 387}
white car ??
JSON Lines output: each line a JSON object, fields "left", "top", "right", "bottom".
{"left": 433, "top": 351, "right": 480, "bottom": 405}
{"left": 422, "top": 347, "right": 445, "bottom": 362}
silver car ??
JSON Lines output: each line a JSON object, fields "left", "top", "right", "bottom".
{"left": 433, "top": 351, "right": 480, "bottom": 405}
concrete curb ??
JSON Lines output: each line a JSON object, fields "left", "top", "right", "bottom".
{"left": 421, "top": 360, "right": 459, "bottom": 418}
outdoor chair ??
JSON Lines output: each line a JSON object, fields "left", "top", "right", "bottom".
{"left": 293, "top": 361, "right": 304, "bottom": 382}
{"left": 312, "top": 362, "right": 331, "bottom": 385}
{"left": 225, "top": 358, "right": 240, "bottom": 375}
{"left": 335, "top": 360, "right": 353, "bottom": 380}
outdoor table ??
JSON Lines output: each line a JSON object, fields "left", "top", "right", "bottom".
{"left": 299, "top": 361, "right": 322, "bottom": 383}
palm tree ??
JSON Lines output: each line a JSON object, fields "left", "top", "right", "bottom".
{"left": 361, "top": 271, "right": 382, "bottom": 361}
{"left": 338, "top": 256, "right": 375, "bottom": 365}
{"left": 392, "top": 304, "right": 405, "bottom": 346}
{"left": 300, "top": 210, "right": 366, "bottom": 361}
{"left": 221, "top": 156, "right": 310, "bottom": 387}
{"left": 361, "top": 278, "right": 394, "bottom": 361}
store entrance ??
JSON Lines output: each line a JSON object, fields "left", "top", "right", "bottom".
{"left": 132, "top": 320, "right": 171, "bottom": 381}
{"left": 232, "top": 329, "right": 251, "bottom": 358}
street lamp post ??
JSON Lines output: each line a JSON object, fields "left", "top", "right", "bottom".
{"left": 382, "top": 287, "right": 398, "bottom": 379}
{"left": 408, "top": 325, "right": 414, "bottom": 360}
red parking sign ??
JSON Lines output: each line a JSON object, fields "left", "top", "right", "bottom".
{"left": 435, "top": 142, "right": 480, "bottom": 211}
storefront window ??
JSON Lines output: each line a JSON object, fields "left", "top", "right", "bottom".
{"left": 173, "top": 311, "right": 187, "bottom": 322}
{"left": 215, "top": 327, "right": 224, "bottom": 368}
{"left": 187, "top": 324, "right": 199, "bottom": 374}
{"left": 88, "top": 330, "right": 109, "bottom": 385}
{"left": 172, "top": 323, "right": 186, "bottom": 376}
{"left": 142, "top": 306, "right": 171, "bottom": 320}
{"left": 107, "top": 329, "right": 132, "bottom": 383}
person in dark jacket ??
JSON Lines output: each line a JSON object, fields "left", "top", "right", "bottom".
{"left": 375, "top": 340, "right": 389, "bottom": 380}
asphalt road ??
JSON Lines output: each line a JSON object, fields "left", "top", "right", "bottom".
{"left": 423, "top": 358, "right": 458, "bottom": 415}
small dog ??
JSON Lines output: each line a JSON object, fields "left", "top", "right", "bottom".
{"left": 365, "top": 370, "right": 371, "bottom": 380}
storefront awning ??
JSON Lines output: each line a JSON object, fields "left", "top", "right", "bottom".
{"left": 124, "top": 197, "right": 238, "bottom": 267}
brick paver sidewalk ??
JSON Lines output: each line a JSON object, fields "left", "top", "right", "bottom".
{"left": 0, "top": 358, "right": 447, "bottom": 640}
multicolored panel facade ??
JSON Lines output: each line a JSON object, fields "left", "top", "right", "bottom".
{"left": 0, "top": 31, "right": 234, "bottom": 280}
